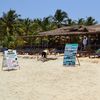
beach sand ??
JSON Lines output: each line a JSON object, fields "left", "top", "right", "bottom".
{"left": 0, "top": 53, "right": 100, "bottom": 100}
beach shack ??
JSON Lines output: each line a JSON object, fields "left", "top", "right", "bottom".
{"left": 18, "top": 25, "right": 100, "bottom": 55}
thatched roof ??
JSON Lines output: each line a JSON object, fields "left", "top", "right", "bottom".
{"left": 87, "top": 25, "right": 100, "bottom": 31}
{"left": 39, "top": 25, "right": 100, "bottom": 36}
{"left": 19, "top": 25, "right": 100, "bottom": 38}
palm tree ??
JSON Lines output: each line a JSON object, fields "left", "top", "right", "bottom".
{"left": 85, "top": 16, "right": 97, "bottom": 26}
{"left": 33, "top": 16, "right": 56, "bottom": 32}
{"left": 41, "top": 16, "right": 57, "bottom": 31}
{"left": 1, "top": 9, "right": 20, "bottom": 36}
{"left": 67, "top": 18, "right": 77, "bottom": 26}
{"left": 33, "top": 18, "right": 43, "bottom": 33}
{"left": 0, "top": 9, "right": 20, "bottom": 48}
{"left": 77, "top": 18, "right": 85, "bottom": 25}
{"left": 20, "top": 18, "right": 33, "bottom": 35}
{"left": 54, "top": 9, "right": 68, "bottom": 28}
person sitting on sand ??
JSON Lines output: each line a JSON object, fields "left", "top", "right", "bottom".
{"left": 41, "top": 49, "right": 49, "bottom": 58}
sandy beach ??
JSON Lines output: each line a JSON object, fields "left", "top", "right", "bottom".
{"left": 0, "top": 53, "right": 100, "bottom": 100}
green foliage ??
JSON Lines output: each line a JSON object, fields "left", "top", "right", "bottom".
{"left": 15, "top": 37, "right": 25, "bottom": 47}
{"left": 0, "top": 9, "right": 98, "bottom": 49}
{"left": 54, "top": 9, "right": 68, "bottom": 28}
{"left": 2, "top": 36, "right": 16, "bottom": 49}
{"left": 33, "top": 37, "right": 41, "bottom": 45}
{"left": 77, "top": 18, "right": 85, "bottom": 25}
{"left": 85, "top": 16, "right": 97, "bottom": 26}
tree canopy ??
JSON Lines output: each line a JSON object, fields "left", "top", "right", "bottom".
{"left": 0, "top": 9, "right": 98, "bottom": 48}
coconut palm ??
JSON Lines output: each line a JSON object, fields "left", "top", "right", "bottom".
{"left": 33, "top": 16, "right": 56, "bottom": 32}
{"left": 85, "top": 16, "right": 97, "bottom": 26}
{"left": 41, "top": 16, "right": 57, "bottom": 31}
{"left": 0, "top": 9, "right": 20, "bottom": 48}
{"left": 77, "top": 18, "right": 85, "bottom": 25}
{"left": 20, "top": 18, "right": 34, "bottom": 35}
{"left": 33, "top": 18, "right": 43, "bottom": 33}
{"left": 0, "top": 9, "right": 20, "bottom": 36}
{"left": 54, "top": 9, "right": 68, "bottom": 28}
{"left": 67, "top": 18, "right": 77, "bottom": 26}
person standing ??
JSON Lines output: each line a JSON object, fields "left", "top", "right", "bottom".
{"left": 82, "top": 36, "right": 88, "bottom": 50}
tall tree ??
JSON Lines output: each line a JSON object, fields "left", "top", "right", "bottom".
{"left": 85, "top": 16, "right": 97, "bottom": 26}
{"left": 41, "top": 16, "right": 57, "bottom": 31}
{"left": 0, "top": 9, "right": 20, "bottom": 48}
{"left": 54, "top": 9, "right": 68, "bottom": 28}
{"left": 33, "top": 18, "right": 43, "bottom": 33}
{"left": 33, "top": 16, "right": 56, "bottom": 32}
{"left": 77, "top": 18, "right": 85, "bottom": 25}
{"left": 0, "top": 9, "right": 19, "bottom": 36}
{"left": 67, "top": 18, "right": 77, "bottom": 26}
{"left": 20, "top": 18, "right": 33, "bottom": 35}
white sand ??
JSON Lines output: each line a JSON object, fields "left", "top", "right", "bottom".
{"left": 0, "top": 53, "right": 100, "bottom": 100}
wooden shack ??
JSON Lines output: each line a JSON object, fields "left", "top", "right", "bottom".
{"left": 19, "top": 25, "right": 100, "bottom": 54}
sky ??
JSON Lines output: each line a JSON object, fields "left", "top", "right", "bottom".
{"left": 0, "top": 0, "right": 100, "bottom": 23}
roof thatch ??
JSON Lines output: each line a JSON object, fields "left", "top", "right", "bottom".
{"left": 87, "top": 25, "right": 100, "bottom": 31}
{"left": 39, "top": 25, "right": 100, "bottom": 36}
